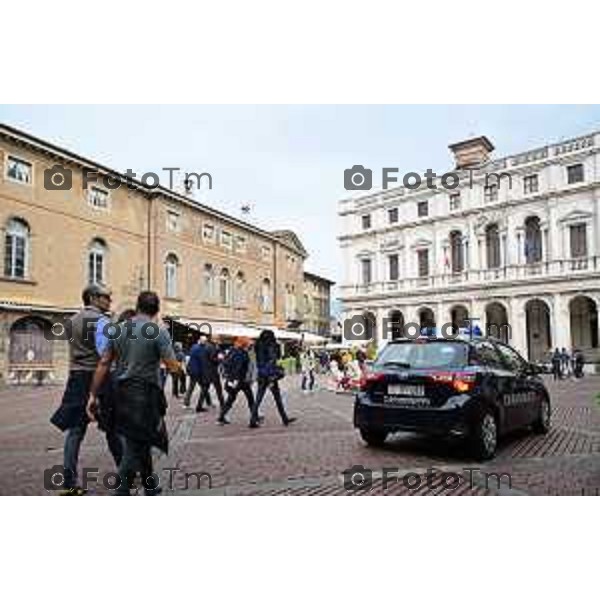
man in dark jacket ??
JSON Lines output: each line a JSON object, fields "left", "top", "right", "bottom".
{"left": 218, "top": 337, "right": 255, "bottom": 424}
{"left": 50, "top": 284, "right": 122, "bottom": 495}
{"left": 187, "top": 335, "right": 225, "bottom": 412}
{"left": 87, "top": 291, "right": 181, "bottom": 496}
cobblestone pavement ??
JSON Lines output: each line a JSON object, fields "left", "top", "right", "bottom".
{"left": 0, "top": 375, "right": 598, "bottom": 495}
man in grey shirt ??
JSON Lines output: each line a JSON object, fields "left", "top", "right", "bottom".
{"left": 50, "top": 284, "right": 122, "bottom": 495}
{"left": 88, "top": 291, "right": 180, "bottom": 495}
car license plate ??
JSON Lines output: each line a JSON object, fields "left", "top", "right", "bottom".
{"left": 388, "top": 384, "right": 425, "bottom": 397}
{"left": 384, "top": 396, "right": 430, "bottom": 407}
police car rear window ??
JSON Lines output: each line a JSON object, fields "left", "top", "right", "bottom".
{"left": 375, "top": 342, "right": 468, "bottom": 369}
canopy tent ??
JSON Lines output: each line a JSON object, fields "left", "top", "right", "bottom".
{"left": 299, "top": 332, "right": 328, "bottom": 345}
{"left": 173, "top": 319, "right": 311, "bottom": 341}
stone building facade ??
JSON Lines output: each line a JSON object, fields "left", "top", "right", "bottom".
{"left": 0, "top": 123, "right": 308, "bottom": 383}
{"left": 338, "top": 131, "right": 600, "bottom": 365}
{"left": 302, "top": 271, "right": 334, "bottom": 337}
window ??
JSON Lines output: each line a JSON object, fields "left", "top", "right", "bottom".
{"left": 495, "top": 343, "right": 526, "bottom": 373}
{"left": 234, "top": 272, "right": 246, "bottom": 306}
{"left": 524, "top": 216, "right": 542, "bottom": 263}
{"left": 88, "top": 239, "right": 107, "bottom": 285}
{"left": 523, "top": 174, "right": 538, "bottom": 194}
{"left": 361, "top": 214, "right": 371, "bottom": 230}
{"left": 484, "top": 184, "right": 498, "bottom": 203}
{"left": 376, "top": 342, "right": 468, "bottom": 370}
{"left": 202, "top": 223, "right": 215, "bottom": 243}
{"left": 486, "top": 224, "right": 501, "bottom": 269}
{"left": 221, "top": 230, "right": 232, "bottom": 249}
{"left": 417, "top": 248, "right": 429, "bottom": 277}
{"left": 388, "top": 208, "right": 399, "bottom": 224}
{"left": 261, "top": 278, "right": 272, "bottom": 312}
{"left": 285, "top": 285, "right": 296, "bottom": 320}
{"left": 88, "top": 186, "right": 109, "bottom": 209}
{"left": 388, "top": 254, "right": 399, "bottom": 280}
{"left": 6, "top": 156, "right": 32, "bottom": 184}
{"left": 166, "top": 211, "right": 180, "bottom": 232}
{"left": 219, "top": 268, "right": 231, "bottom": 305}
{"left": 234, "top": 235, "right": 247, "bottom": 254}
{"left": 570, "top": 224, "right": 587, "bottom": 258}
{"left": 4, "top": 218, "right": 30, "bottom": 278}
{"left": 470, "top": 341, "right": 503, "bottom": 369}
{"left": 165, "top": 254, "right": 179, "bottom": 297}
{"left": 261, "top": 245, "right": 272, "bottom": 262}
{"left": 449, "top": 193, "right": 461, "bottom": 211}
{"left": 449, "top": 231, "right": 464, "bottom": 273}
{"left": 567, "top": 164, "right": 584, "bottom": 184}
{"left": 417, "top": 201, "right": 428, "bottom": 217}
{"left": 361, "top": 258, "right": 372, "bottom": 285}
{"left": 203, "top": 264, "right": 215, "bottom": 301}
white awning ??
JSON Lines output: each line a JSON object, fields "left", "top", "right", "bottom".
{"left": 300, "top": 332, "right": 328, "bottom": 344}
{"left": 174, "top": 319, "right": 262, "bottom": 338}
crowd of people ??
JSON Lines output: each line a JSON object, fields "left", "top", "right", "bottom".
{"left": 50, "top": 285, "right": 298, "bottom": 496}
{"left": 550, "top": 347, "right": 585, "bottom": 380}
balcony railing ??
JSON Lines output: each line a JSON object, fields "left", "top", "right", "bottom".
{"left": 338, "top": 256, "right": 600, "bottom": 298}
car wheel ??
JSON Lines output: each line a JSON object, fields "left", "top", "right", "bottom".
{"left": 532, "top": 395, "right": 551, "bottom": 434}
{"left": 359, "top": 427, "right": 388, "bottom": 447}
{"left": 470, "top": 411, "right": 498, "bottom": 461}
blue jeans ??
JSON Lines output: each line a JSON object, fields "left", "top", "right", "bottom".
{"left": 63, "top": 423, "right": 122, "bottom": 489}
{"left": 301, "top": 371, "right": 315, "bottom": 391}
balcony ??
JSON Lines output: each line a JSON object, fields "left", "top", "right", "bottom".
{"left": 337, "top": 256, "right": 600, "bottom": 299}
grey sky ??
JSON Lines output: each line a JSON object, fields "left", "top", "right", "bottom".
{"left": 1, "top": 105, "right": 599, "bottom": 294}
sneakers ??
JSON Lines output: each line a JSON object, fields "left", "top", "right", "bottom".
{"left": 283, "top": 417, "right": 297, "bottom": 427}
{"left": 217, "top": 416, "right": 231, "bottom": 425}
{"left": 59, "top": 486, "right": 87, "bottom": 496}
{"left": 195, "top": 405, "right": 208, "bottom": 413}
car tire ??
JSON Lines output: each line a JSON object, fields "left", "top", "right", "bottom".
{"left": 359, "top": 427, "right": 388, "bottom": 447}
{"left": 470, "top": 410, "right": 498, "bottom": 461}
{"left": 532, "top": 395, "right": 551, "bottom": 434}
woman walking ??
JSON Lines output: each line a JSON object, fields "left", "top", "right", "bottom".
{"left": 249, "top": 330, "right": 296, "bottom": 428}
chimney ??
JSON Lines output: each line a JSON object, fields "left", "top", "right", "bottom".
{"left": 448, "top": 136, "right": 494, "bottom": 169}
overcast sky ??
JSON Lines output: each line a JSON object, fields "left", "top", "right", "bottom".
{"left": 2, "top": 105, "right": 600, "bottom": 291}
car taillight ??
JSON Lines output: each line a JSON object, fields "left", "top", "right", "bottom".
{"left": 359, "top": 372, "right": 386, "bottom": 391}
{"left": 431, "top": 371, "right": 475, "bottom": 393}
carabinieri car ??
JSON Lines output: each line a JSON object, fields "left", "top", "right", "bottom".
{"left": 353, "top": 335, "right": 551, "bottom": 460}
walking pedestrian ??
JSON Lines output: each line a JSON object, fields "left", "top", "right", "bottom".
{"left": 50, "top": 284, "right": 122, "bottom": 495}
{"left": 218, "top": 337, "right": 255, "bottom": 424}
{"left": 551, "top": 348, "right": 562, "bottom": 381}
{"left": 574, "top": 349, "right": 585, "bottom": 378}
{"left": 87, "top": 291, "right": 181, "bottom": 496}
{"left": 249, "top": 330, "right": 296, "bottom": 428}
{"left": 300, "top": 347, "right": 316, "bottom": 392}
{"left": 171, "top": 342, "right": 187, "bottom": 398}
{"left": 560, "top": 347, "right": 571, "bottom": 379}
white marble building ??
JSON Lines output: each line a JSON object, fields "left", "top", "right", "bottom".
{"left": 338, "top": 132, "right": 600, "bottom": 364}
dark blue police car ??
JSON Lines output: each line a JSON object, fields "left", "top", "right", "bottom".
{"left": 353, "top": 335, "right": 551, "bottom": 460}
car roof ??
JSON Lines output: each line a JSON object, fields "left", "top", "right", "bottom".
{"left": 387, "top": 334, "right": 502, "bottom": 345}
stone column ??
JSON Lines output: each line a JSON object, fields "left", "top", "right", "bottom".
{"left": 552, "top": 293, "right": 571, "bottom": 350}
{"left": 509, "top": 297, "right": 527, "bottom": 356}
